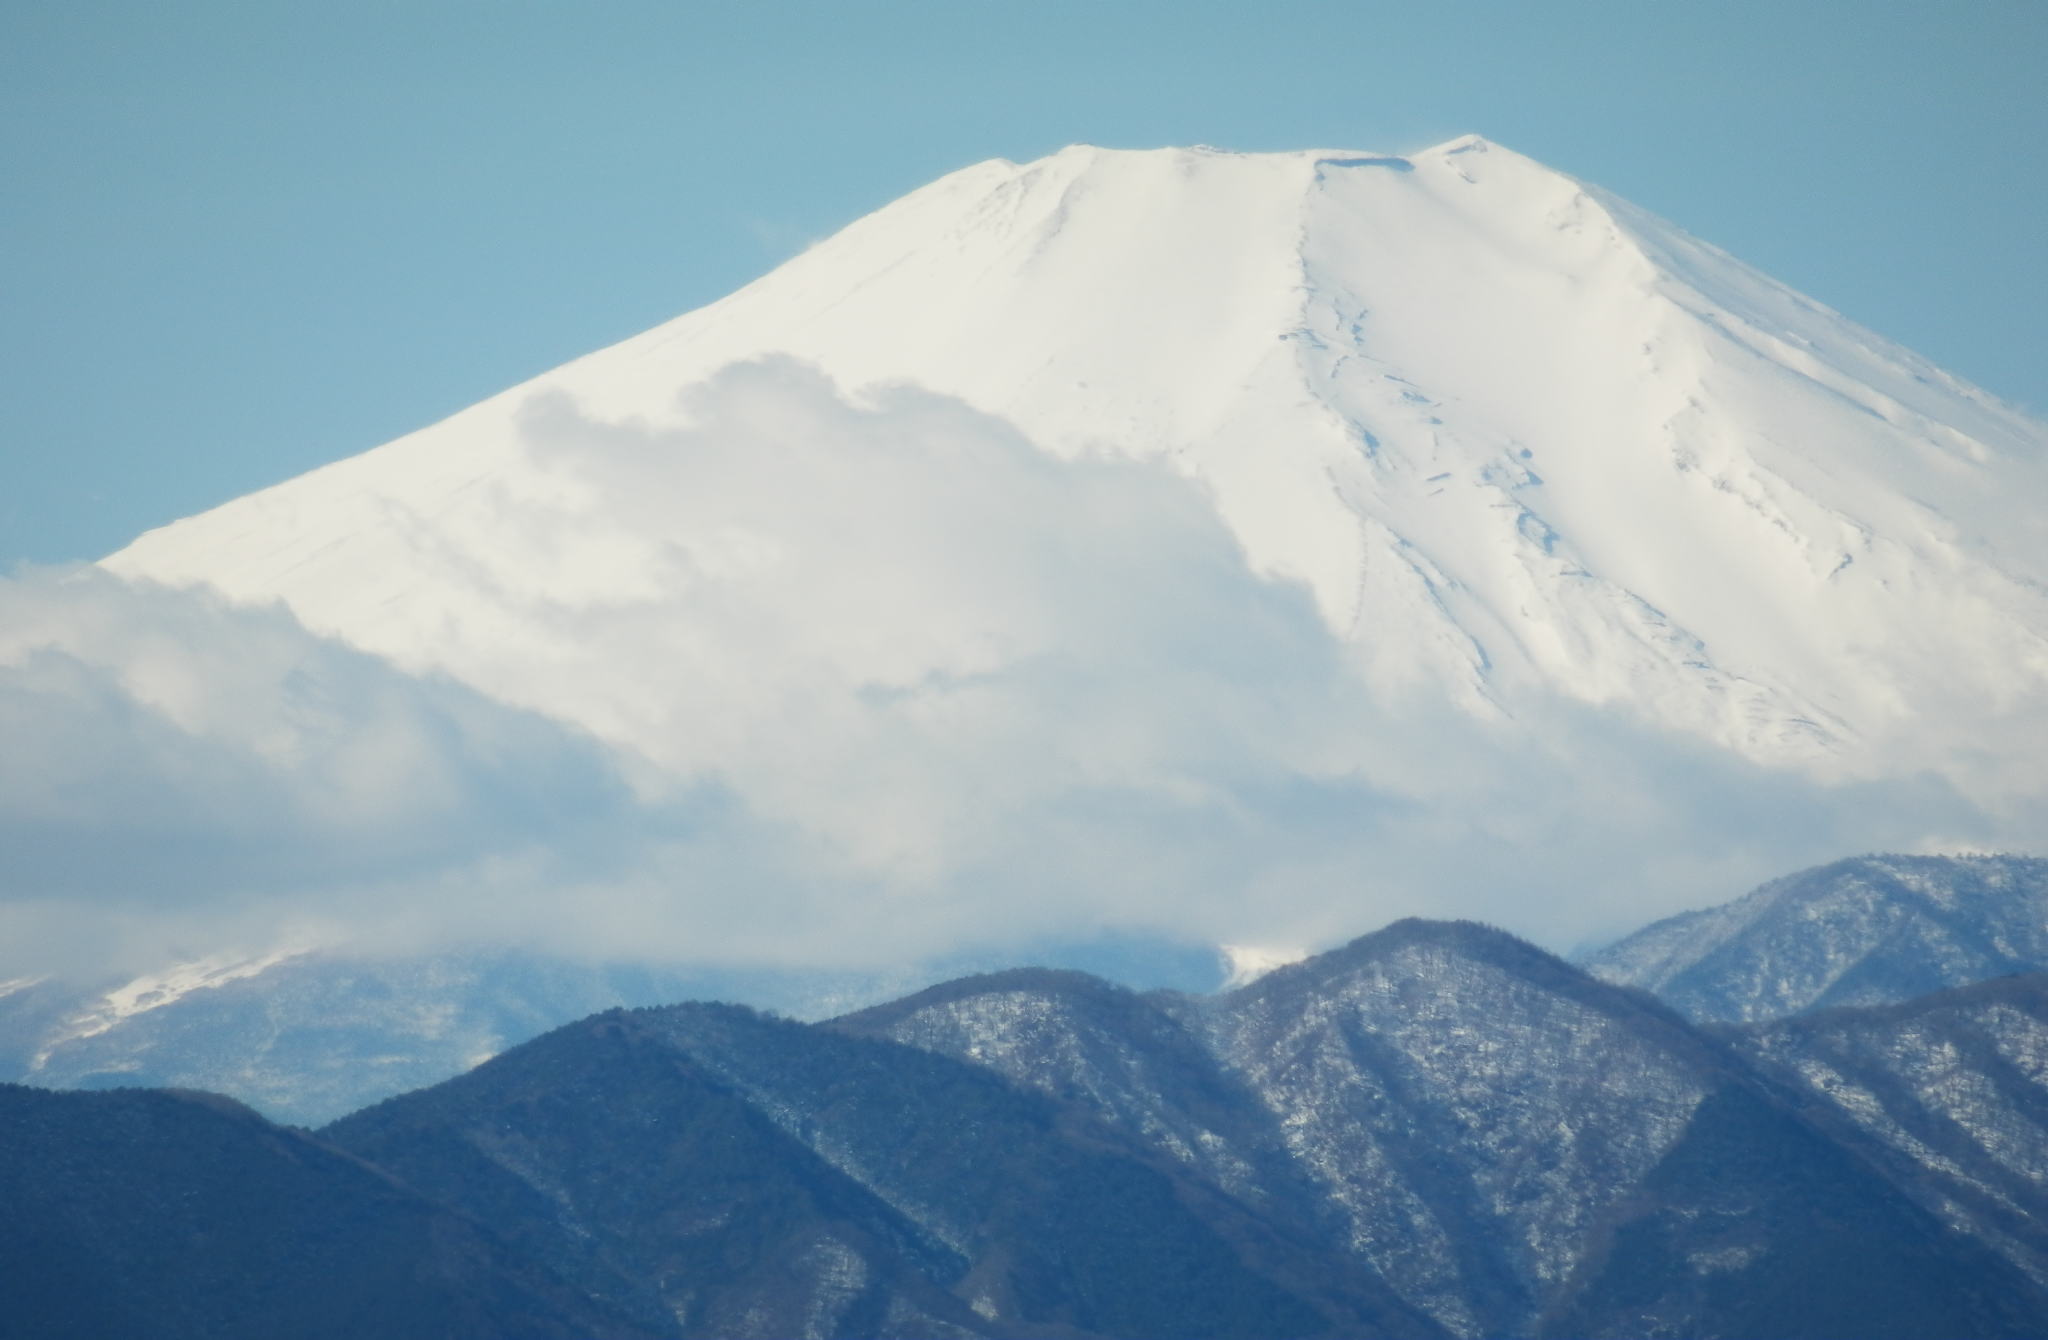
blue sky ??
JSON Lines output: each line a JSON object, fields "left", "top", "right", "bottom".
{"left": 4, "top": 0, "right": 2044, "bottom": 565}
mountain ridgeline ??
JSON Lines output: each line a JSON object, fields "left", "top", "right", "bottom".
{"left": 12, "top": 862, "right": 2048, "bottom": 1339}
{"left": 1585, "top": 853, "right": 2048, "bottom": 1022}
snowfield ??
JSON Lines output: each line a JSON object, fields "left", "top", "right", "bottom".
{"left": 105, "top": 138, "right": 2048, "bottom": 788}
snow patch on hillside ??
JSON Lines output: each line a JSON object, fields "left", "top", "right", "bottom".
{"left": 1220, "top": 944, "right": 1309, "bottom": 988}
{"left": 30, "top": 944, "right": 311, "bottom": 1070}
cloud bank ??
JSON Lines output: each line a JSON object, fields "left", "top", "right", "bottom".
{"left": 0, "top": 566, "right": 640, "bottom": 977}
{"left": 5, "top": 362, "right": 2042, "bottom": 983}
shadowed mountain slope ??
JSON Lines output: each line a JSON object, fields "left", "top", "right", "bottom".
{"left": 1735, "top": 972, "right": 2048, "bottom": 1291}
{"left": 322, "top": 1010, "right": 1000, "bottom": 1339}
{"left": 324, "top": 1002, "right": 1427, "bottom": 1339}
{"left": 1545, "top": 1078, "right": 2048, "bottom": 1340}
{"left": 0, "top": 1084, "right": 655, "bottom": 1340}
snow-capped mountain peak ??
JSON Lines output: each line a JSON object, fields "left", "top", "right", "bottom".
{"left": 106, "top": 138, "right": 2048, "bottom": 788}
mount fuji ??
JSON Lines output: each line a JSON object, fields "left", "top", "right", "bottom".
{"left": 107, "top": 136, "right": 2048, "bottom": 781}
{"left": 11, "top": 137, "right": 2048, "bottom": 1115}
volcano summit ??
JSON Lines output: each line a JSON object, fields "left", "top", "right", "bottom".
{"left": 109, "top": 138, "right": 2048, "bottom": 776}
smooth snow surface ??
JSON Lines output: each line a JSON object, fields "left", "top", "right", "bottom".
{"left": 90, "top": 137, "right": 2048, "bottom": 957}
{"left": 109, "top": 138, "right": 2048, "bottom": 780}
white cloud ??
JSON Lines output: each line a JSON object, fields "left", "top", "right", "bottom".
{"left": 5, "top": 364, "right": 2044, "bottom": 986}
{"left": 340, "top": 358, "right": 1365, "bottom": 886}
{"left": 0, "top": 566, "right": 631, "bottom": 976}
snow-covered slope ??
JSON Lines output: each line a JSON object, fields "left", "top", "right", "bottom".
{"left": 1585, "top": 854, "right": 2048, "bottom": 1021}
{"left": 1739, "top": 973, "right": 2048, "bottom": 1289}
{"left": 831, "top": 920, "right": 2048, "bottom": 1338}
{"left": 105, "top": 137, "right": 2048, "bottom": 791}
{"left": 1198, "top": 921, "right": 1721, "bottom": 1336}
